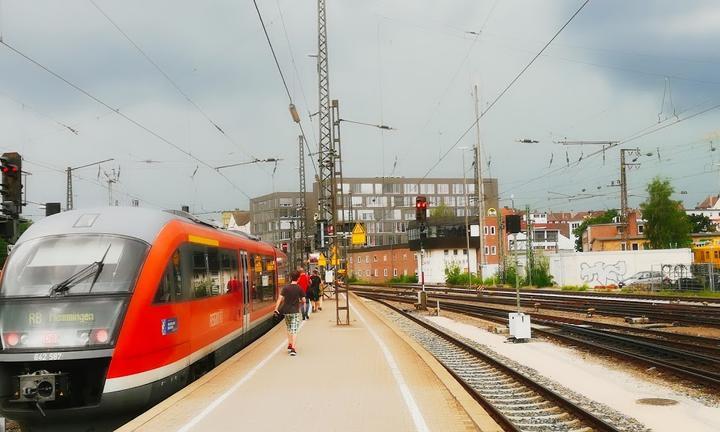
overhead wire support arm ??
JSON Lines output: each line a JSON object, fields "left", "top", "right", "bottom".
{"left": 339, "top": 118, "right": 396, "bottom": 130}
{"left": 214, "top": 158, "right": 282, "bottom": 171}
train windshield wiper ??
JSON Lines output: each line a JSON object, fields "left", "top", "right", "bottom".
{"left": 49, "top": 244, "right": 112, "bottom": 296}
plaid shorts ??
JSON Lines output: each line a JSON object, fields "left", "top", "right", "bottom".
{"left": 284, "top": 313, "right": 301, "bottom": 335}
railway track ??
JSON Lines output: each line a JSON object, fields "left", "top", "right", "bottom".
{"left": 365, "top": 296, "right": 631, "bottom": 432}
{"left": 386, "top": 283, "right": 720, "bottom": 305}
{"left": 352, "top": 284, "right": 720, "bottom": 327}
{"left": 354, "top": 288, "right": 720, "bottom": 390}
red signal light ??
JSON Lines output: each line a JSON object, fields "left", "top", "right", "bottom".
{"left": 4, "top": 332, "right": 19, "bottom": 347}
{"left": 92, "top": 329, "right": 109, "bottom": 344}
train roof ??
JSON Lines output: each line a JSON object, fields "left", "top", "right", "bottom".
{"left": 18, "top": 207, "right": 183, "bottom": 245}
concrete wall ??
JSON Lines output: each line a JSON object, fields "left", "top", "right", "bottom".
{"left": 417, "top": 248, "right": 478, "bottom": 284}
{"left": 549, "top": 249, "right": 692, "bottom": 287}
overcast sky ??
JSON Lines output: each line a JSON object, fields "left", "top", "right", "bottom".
{"left": 1, "top": 0, "right": 719, "bottom": 220}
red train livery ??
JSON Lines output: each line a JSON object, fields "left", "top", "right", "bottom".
{"left": 0, "top": 207, "right": 287, "bottom": 428}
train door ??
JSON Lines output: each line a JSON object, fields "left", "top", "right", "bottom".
{"left": 240, "top": 251, "right": 251, "bottom": 331}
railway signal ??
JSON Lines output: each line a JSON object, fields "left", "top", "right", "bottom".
{"left": 415, "top": 195, "right": 428, "bottom": 223}
{"left": 1, "top": 152, "right": 22, "bottom": 217}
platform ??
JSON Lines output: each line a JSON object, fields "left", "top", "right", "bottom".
{"left": 118, "top": 295, "right": 501, "bottom": 432}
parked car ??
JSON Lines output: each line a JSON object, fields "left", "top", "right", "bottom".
{"left": 618, "top": 271, "right": 669, "bottom": 288}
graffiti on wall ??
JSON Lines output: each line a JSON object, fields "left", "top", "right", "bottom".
{"left": 579, "top": 261, "right": 627, "bottom": 285}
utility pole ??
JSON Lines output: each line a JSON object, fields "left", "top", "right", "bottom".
{"left": 525, "top": 205, "right": 533, "bottom": 286}
{"left": 619, "top": 148, "right": 641, "bottom": 249}
{"left": 298, "top": 135, "right": 308, "bottom": 266}
{"left": 497, "top": 210, "right": 505, "bottom": 284}
{"left": 65, "top": 158, "right": 113, "bottom": 210}
{"left": 473, "top": 85, "right": 485, "bottom": 282}
{"left": 462, "top": 150, "right": 471, "bottom": 288}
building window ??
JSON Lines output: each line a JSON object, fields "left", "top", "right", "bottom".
{"left": 490, "top": 226, "right": 496, "bottom": 235}
{"left": 632, "top": 243, "right": 639, "bottom": 251}
{"left": 357, "top": 256, "right": 361, "bottom": 263}
{"left": 403, "top": 254, "right": 407, "bottom": 260}
{"left": 621, "top": 244, "right": 627, "bottom": 251}
{"left": 365, "top": 256, "right": 369, "bottom": 263}
{"left": 483, "top": 226, "right": 489, "bottom": 235}
{"left": 463, "top": 249, "right": 468, "bottom": 255}
{"left": 491, "top": 246, "right": 497, "bottom": 255}
{"left": 453, "top": 249, "right": 458, "bottom": 255}
{"left": 383, "top": 255, "right": 387, "bottom": 262}
{"left": 393, "top": 268, "right": 398, "bottom": 276}
{"left": 484, "top": 246, "right": 490, "bottom": 256}
{"left": 373, "top": 255, "right": 377, "bottom": 262}
{"left": 444, "top": 249, "right": 449, "bottom": 255}
{"left": 383, "top": 268, "right": 388, "bottom": 276}
{"left": 437, "top": 184, "right": 449, "bottom": 194}
{"left": 638, "top": 225, "right": 644, "bottom": 234}
{"left": 374, "top": 269, "right": 378, "bottom": 277}
{"left": 366, "top": 270, "right": 370, "bottom": 276}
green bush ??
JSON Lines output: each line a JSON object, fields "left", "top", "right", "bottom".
{"left": 561, "top": 284, "right": 589, "bottom": 291}
{"left": 389, "top": 274, "right": 418, "bottom": 283}
{"left": 528, "top": 254, "right": 554, "bottom": 287}
{"left": 444, "top": 264, "right": 482, "bottom": 285}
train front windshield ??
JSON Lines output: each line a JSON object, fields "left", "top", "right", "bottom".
{"left": 0, "top": 235, "right": 148, "bottom": 298}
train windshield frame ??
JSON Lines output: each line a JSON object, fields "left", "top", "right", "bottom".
{"left": 0, "top": 234, "right": 149, "bottom": 298}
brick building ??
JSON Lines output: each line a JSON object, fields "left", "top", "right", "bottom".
{"left": 347, "top": 245, "right": 416, "bottom": 283}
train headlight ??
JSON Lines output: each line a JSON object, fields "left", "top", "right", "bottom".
{"left": 77, "top": 331, "right": 90, "bottom": 345}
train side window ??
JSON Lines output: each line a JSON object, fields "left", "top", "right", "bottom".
{"left": 189, "top": 245, "right": 222, "bottom": 299}
{"left": 153, "top": 249, "right": 183, "bottom": 304}
{"left": 220, "top": 249, "right": 240, "bottom": 294}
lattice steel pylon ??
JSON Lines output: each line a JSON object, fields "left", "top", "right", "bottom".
{"left": 331, "top": 99, "right": 348, "bottom": 325}
{"left": 316, "top": 0, "right": 348, "bottom": 325}
{"left": 298, "top": 135, "right": 308, "bottom": 266}
{"left": 316, "top": 0, "right": 333, "bottom": 226}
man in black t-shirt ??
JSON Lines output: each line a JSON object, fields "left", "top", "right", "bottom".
{"left": 309, "top": 269, "right": 322, "bottom": 312}
{"left": 274, "top": 270, "right": 305, "bottom": 356}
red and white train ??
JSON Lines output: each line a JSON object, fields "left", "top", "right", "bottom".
{"left": 0, "top": 207, "right": 287, "bottom": 429}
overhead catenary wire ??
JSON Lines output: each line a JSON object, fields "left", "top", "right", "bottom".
{"left": 0, "top": 39, "right": 252, "bottom": 199}
{"left": 23, "top": 157, "right": 175, "bottom": 209}
{"left": 420, "top": 0, "right": 591, "bottom": 182}
{"left": 88, "top": 0, "right": 265, "bottom": 168}
{"left": 251, "top": 0, "right": 317, "bottom": 177}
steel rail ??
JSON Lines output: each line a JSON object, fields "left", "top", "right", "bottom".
{"left": 364, "top": 295, "right": 621, "bottom": 432}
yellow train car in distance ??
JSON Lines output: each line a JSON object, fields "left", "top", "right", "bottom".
{"left": 692, "top": 237, "right": 720, "bottom": 267}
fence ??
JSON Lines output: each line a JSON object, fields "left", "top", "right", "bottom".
{"left": 648, "top": 263, "right": 717, "bottom": 291}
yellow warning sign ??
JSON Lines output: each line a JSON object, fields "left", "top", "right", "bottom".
{"left": 318, "top": 253, "right": 327, "bottom": 267}
{"left": 351, "top": 223, "right": 366, "bottom": 246}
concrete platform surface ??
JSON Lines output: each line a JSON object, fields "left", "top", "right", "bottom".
{"left": 118, "top": 296, "right": 496, "bottom": 432}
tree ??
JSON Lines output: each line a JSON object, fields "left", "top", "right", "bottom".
{"left": 430, "top": 202, "right": 455, "bottom": 218}
{"left": 640, "top": 177, "right": 691, "bottom": 249}
{"left": 572, "top": 209, "right": 619, "bottom": 251}
{"left": 687, "top": 213, "right": 716, "bottom": 233}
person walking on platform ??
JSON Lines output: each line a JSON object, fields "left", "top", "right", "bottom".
{"left": 309, "top": 269, "right": 322, "bottom": 312}
{"left": 274, "top": 270, "right": 305, "bottom": 356}
{"left": 297, "top": 267, "right": 310, "bottom": 320}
